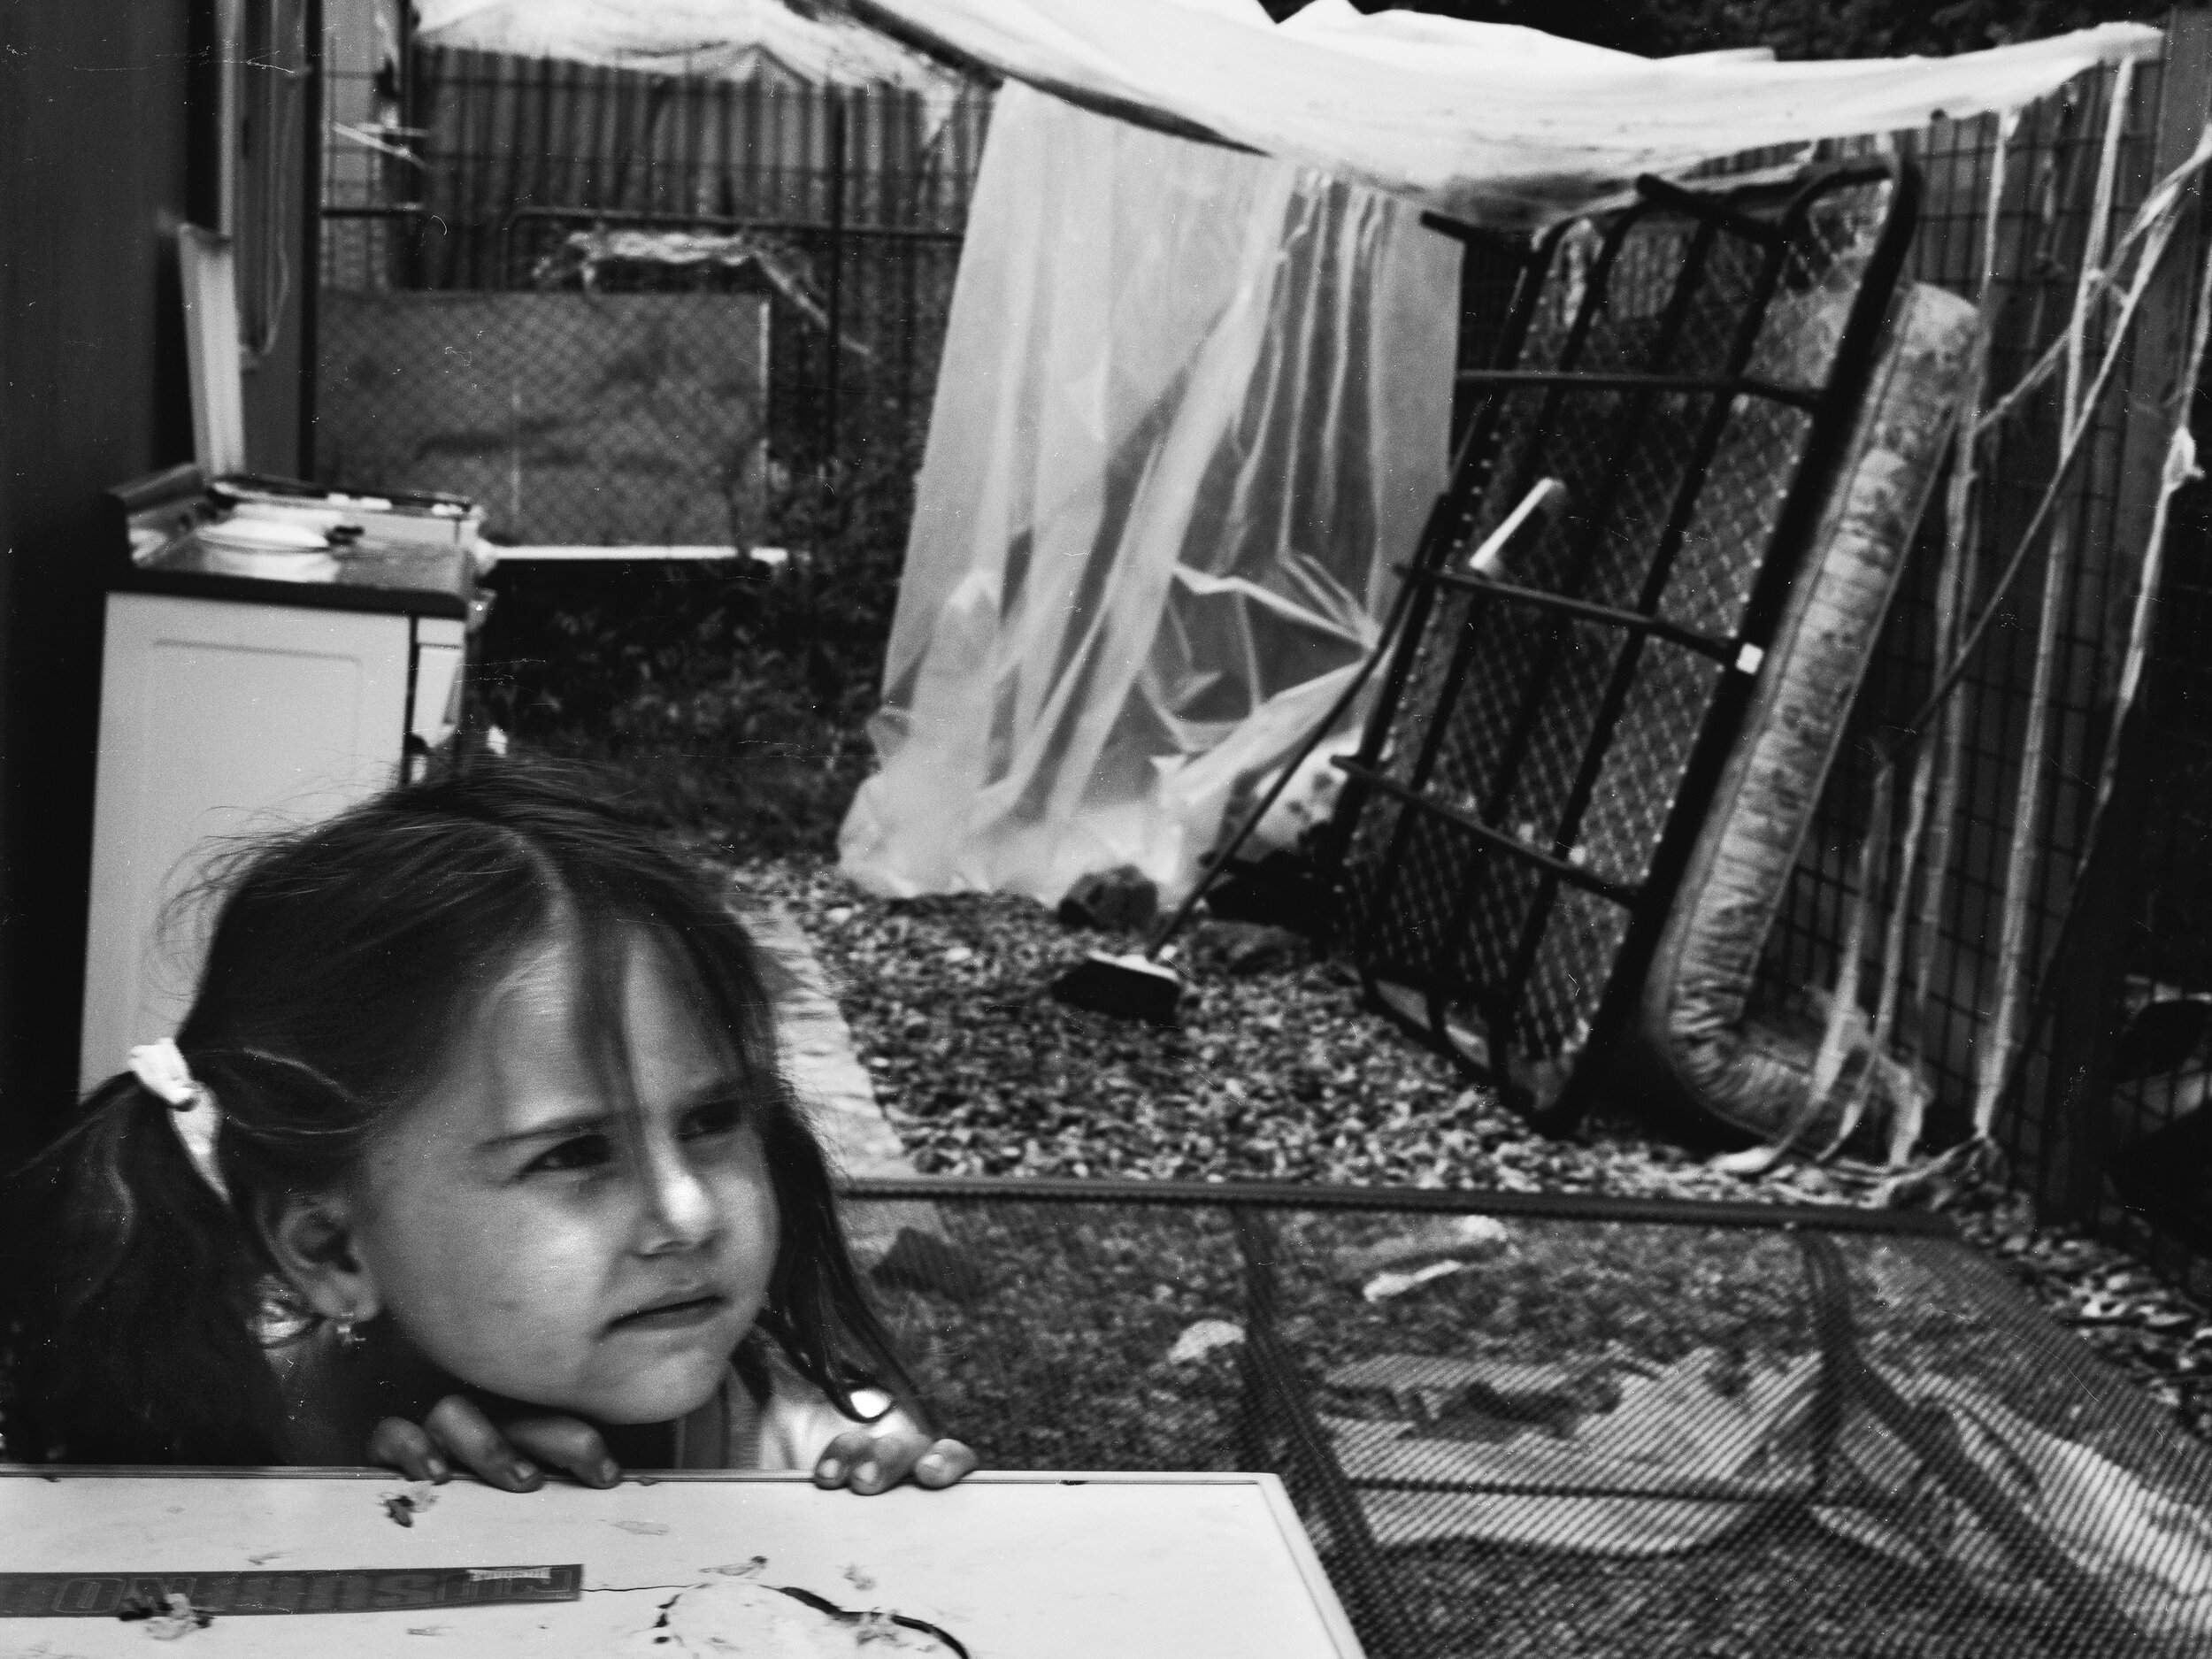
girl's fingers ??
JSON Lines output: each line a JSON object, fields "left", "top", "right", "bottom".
{"left": 818, "top": 1429, "right": 934, "bottom": 1494}
{"left": 912, "top": 1438, "right": 978, "bottom": 1489}
{"left": 812, "top": 1428, "right": 883, "bottom": 1491}
{"left": 365, "top": 1417, "right": 450, "bottom": 1483}
{"left": 503, "top": 1416, "right": 622, "bottom": 1489}
{"left": 423, "top": 1394, "right": 542, "bottom": 1492}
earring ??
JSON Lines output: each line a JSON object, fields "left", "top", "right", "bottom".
{"left": 334, "top": 1311, "right": 363, "bottom": 1351}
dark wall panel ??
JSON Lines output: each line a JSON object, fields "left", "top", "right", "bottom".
{"left": 0, "top": 2, "right": 200, "bottom": 1162}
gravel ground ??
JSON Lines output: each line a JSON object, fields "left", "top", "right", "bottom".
{"left": 726, "top": 854, "right": 2212, "bottom": 1448}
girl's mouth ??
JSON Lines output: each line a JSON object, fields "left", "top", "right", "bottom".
{"left": 609, "top": 1293, "right": 728, "bottom": 1333}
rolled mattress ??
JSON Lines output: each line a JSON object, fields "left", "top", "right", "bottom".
{"left": 1633, "top": 280, "right": 1978, "bottom": 1147}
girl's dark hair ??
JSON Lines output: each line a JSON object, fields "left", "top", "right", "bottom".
{"left": 4, "top": 762, "right": 911, "bottom": 1464}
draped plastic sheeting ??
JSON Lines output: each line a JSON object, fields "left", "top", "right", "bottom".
{"left": 836, "top": 0, "right": 2161, "bottom": 230}
{"left": 415, "top": 0, "right": 964, "bottom": 93}
{"left": 836, "top": 86, "right": 1458, "bottom": 906}
{"left": 417, "top": 2, "right": 2162, "bottom": 230}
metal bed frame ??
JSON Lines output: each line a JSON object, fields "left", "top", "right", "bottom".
{"left": 1317, "top": 158, "right": 1922, "bottom": 1132}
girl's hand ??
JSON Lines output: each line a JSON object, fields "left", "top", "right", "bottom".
{"left": 366, "top": 1395, "right": 620, "bottom": 1492}
{"left": 812, "top": 1429, "right": 977, "bottom": 1494}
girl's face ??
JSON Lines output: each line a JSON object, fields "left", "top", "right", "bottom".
{"left": 342, "top": 929, "right": 780, "bottom": 1425}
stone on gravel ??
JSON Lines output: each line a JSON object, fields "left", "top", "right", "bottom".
{"left": 1056, "top": 865, "right": 1159, "bottom": 933}
{"left": 1189, "top": 920, "right": 1307, "bottom": 977}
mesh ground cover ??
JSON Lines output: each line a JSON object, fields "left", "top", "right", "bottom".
{"left": 846, "top": 1181, "right": 2212, "bottom": 1659}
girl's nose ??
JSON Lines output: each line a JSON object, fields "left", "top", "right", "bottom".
{"left": 634, "top": 1146, "right": 721, "bottom": 1255}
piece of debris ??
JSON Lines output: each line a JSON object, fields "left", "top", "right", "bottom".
{"left": 1049, "top": 950, "right": 1183, "bottom": 1025}
{"left": 117, "top": 1591, "right": 211, "bottom": 1640}
{"left": 843, "top": 1563, "right": 878, "bottom": 1593}
{"left": 1332, "top": 1214, "right": 1511, "bottom": 1285}
{"left": 1056, "top": 865, "right": 1158, "bottom": 933}
{"left": 1363, "top": 1260, "right": 1468, "bottom": 1301}
{"left": 710, "top": 1558, "right": 769, "bottom": 1579}
{"left": 1187, "top": 920, "right": 1306, "bottom": 977}
{"left": 644, "top": 1581, "right": 961, "bottom": 1655}
{"left": 1326, "top": 1353, "right": 1599, "bottom": 1428}
{"left": 1166, "top": 1319, "right": 1245, "bottom": 1364}
{"left": 380, "top": 1483, "right": 438, "bottom": 1527}
{"left": 611, "top": 1519, "right": 672, "bottom": 1535}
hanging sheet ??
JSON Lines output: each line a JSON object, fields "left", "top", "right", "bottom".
{"left": 838, "top": 0, "right": 2159, "bottom": 229}
{"left": 835, "top": 84, "right": 1458, "bottom": 905}
{"left": 421, "top": 0, "right": 2163, "bottom": 231}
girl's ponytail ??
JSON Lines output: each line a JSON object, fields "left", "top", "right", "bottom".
{"left": 4, "top": 1072, "right": 282, "bottom": 1464}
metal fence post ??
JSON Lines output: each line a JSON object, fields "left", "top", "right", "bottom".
{"left": 826, "top": 88, "right": 848, "bottom": 471}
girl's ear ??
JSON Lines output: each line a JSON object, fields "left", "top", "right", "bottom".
{"left": 259, "top": 1191, "right": 382, "bottom": 1325}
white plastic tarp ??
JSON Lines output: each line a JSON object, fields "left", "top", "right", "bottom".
{"left": 418, "top": 0, "right": 2161, "bottom": 229}
{"left": 415, "top": 0, "right": 964, "bottom": 93}
{"left": 838, "top": 0, "right": 2158, "bottom": 229}
{"left": 836, "top": 85, "right": 1458, "bottom": 905}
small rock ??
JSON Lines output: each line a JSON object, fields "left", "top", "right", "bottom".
{"left": 1189, "top": 920, "right": 1307, "bottom": 977}
{"left": 944, "top": 945, "right": 974, "bottom": 964}
{"left": 1056, "top": 865, "right": 1159, "bottom": 933}
{"left": 1166, "top": 1320, "right": 1245, "bottom": 1364}
{"left": 2074, "top": 1294, "right": 2128, "bottom": 1325}
{"left": 826, "top": 907, "right": 854, "bottom": 926}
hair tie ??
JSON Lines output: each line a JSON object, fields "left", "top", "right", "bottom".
{"left": 127, "top": 1039, "right": 231, "bottom": 1204}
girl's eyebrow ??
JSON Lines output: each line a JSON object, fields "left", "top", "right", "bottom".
{"left": 480, "top": 1111, "right": 611, "bottom": 1150}
{"left": 477, "top": 1079, "right": 746, "bottom": 1150}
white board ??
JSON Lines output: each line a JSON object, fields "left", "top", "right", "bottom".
{"left": 0, "top": 1471, "right": 1363, "bottom": 1658}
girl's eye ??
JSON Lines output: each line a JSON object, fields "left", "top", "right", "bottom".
{"left": 682, "top": 1095, "right": 747, "bottom": 1139}
{"left": 525, "top": 1133, "right": 614, "bottom": 1176}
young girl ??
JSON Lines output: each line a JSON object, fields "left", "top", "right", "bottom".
{"left": 5, "top": 765, "right": 973, "bottom": 1496}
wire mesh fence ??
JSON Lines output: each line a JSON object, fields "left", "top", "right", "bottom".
{"left": 316, "top": 49, "right": 993, "bottom": 534}
{"left": 1763, "top": 68, "right": 2164, "bottom": 1135}
{"left": 1745, "top": 33, "right": 2212, "bottom": 1299}
{"left": 846, "top": 1179, "right": 2212, "bottom": 1659}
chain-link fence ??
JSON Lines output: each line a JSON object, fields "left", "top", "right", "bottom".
{"left": 316, "top": 49, "right": 991, "bottom": 542}
{"left": 1740, "top": 33, "right": 2212, "bottom": 1301}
